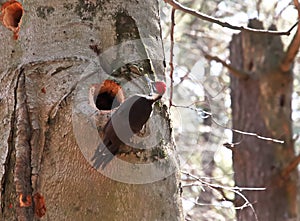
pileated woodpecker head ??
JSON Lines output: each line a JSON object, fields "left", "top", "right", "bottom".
{"left": 151, "top": 81, "right": 166, "bottom": 96}
{"left": 92, "top": 81, "right": 166, "bottom": 169}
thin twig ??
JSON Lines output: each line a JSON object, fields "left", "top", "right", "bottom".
{"left": 177, "top": 70, "right": 191, "bottom": 85}
{"left": 164, "top": 0, "right": 299, "bottom": 36}
{"left": 181, "top": 171, "right": 264, "bottom": 221}
{"left": 203, "top": 52, "right": 249, "bottom": 80}
{"left": 274, "top": 1, "right": 293, "bottom": 20}
{"left": 228, "top": 127, "right": 284, "bottom": 144}
{"left": 182, "top": 171, "right": 265, "bottom": 192}
{"left": 256, "top": 0, "right": 262, "bottom": 18}
{"left": 169, "top": 8, "right": 176, "bottom": 107}
{"left": 171, "top": 103, "right": 285, "bottom": 144}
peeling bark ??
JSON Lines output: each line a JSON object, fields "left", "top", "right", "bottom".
{"left": 14, "top": 71, "right": 34, "bottom": 220}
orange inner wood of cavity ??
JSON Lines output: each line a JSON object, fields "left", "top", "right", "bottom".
{"left": 99, "top": 80, "right": 124, "bottom": 102}
{"left": 0, "top": 0, "right": 24, "bottom": 39}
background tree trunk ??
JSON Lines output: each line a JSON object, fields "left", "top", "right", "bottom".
{"left": 0, "top": 0, "right": 182, "bottom": 220}
{"left": 230, "top": 19, "right": 298, "bottom": 221}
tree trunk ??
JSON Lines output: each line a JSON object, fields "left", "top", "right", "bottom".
{"left": 230, "top": 19, "right": 298, "bottom": 221}
{"left": 0, "top": 0, "right": 182, "bottom": 220}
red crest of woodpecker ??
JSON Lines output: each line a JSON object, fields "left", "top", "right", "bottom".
{"left": 92, "top": 81, "right": 166, "bottom": 169}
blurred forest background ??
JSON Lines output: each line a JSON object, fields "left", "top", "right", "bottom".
{"left": 159, "top": 0, "right": 300, "bottom": 220}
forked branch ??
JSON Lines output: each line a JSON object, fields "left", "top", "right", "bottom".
{"left": 280, "top": 0, "right": 300, "bottom": 72}
{"left": 181, "top": 171, "right": 265, "bottom": 221}
{"left": 203, "top": 51, "right": 249, "bottom": 80}
{"left": 164, "top": 0, "right": 299, "bottom": 36}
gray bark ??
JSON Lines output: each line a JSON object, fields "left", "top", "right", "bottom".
{"left": 0, "top": 0, "right": 182, "bottom": 220}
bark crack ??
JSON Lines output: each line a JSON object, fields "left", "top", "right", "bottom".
{"left": 1, "top": 68, "right": 23, "bottom": 217}
{"left": 14, "top": 69, "right": 34, "bottom": 220}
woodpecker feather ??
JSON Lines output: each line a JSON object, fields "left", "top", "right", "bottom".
{"left": 92, "top": 82, "right": 166, "bottom": 169}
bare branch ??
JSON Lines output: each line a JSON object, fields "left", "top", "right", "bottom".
{"left": 177, "top": 70, "right": 191, "bottom": 85}
{"left": 181, "top": 171, "right": 265, "bottom": 221}
{"left": 169, "top": 8, "right": 176, "bottom": 107}
{"left": 281, "top": 154, "right": 300, "bottom": 178}
{"left": 202, "top": 51, "right": 249, "bottom": 80}
{"left": 274, "top": 1, "right": 293, "bottom": 20}
{"left": 164, "top": 0, "right": 299, "bottom": 36}
{"left": 281, "top": 0, "right": 300, "bottom": 72}
{"left": 228, "top": 127, "right": 284, "bottom": 144}
{"left": 172, "top": 103, "right": 285, "bottom": 144}
{"left": 256, "top": 0, "right": 262, "bottom": 18}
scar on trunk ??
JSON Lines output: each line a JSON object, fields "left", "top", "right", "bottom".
{"left": 279, "top": 94, "right": 285, "bottom": 107}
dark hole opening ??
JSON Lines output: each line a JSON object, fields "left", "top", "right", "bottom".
{"left": 12, "top": 8, "right": 23, "bottom": 27}
{"left": 93, "top": 80, "right": 124, "bottom": 111}
{"left": 2, "top": 1, "right": 24, "bottom": 29}
{"left": 96, "top": 91, "right": 121, "bottom": 110}
{"left": 248, "top": 61, "right": 253, "bottom": 71}
{"left": 280, "top": 94, "right": 285, "bottom": 107}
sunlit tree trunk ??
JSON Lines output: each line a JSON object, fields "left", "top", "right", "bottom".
{"left": 0, "top": 0, "right": 182, "bottom": 220}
